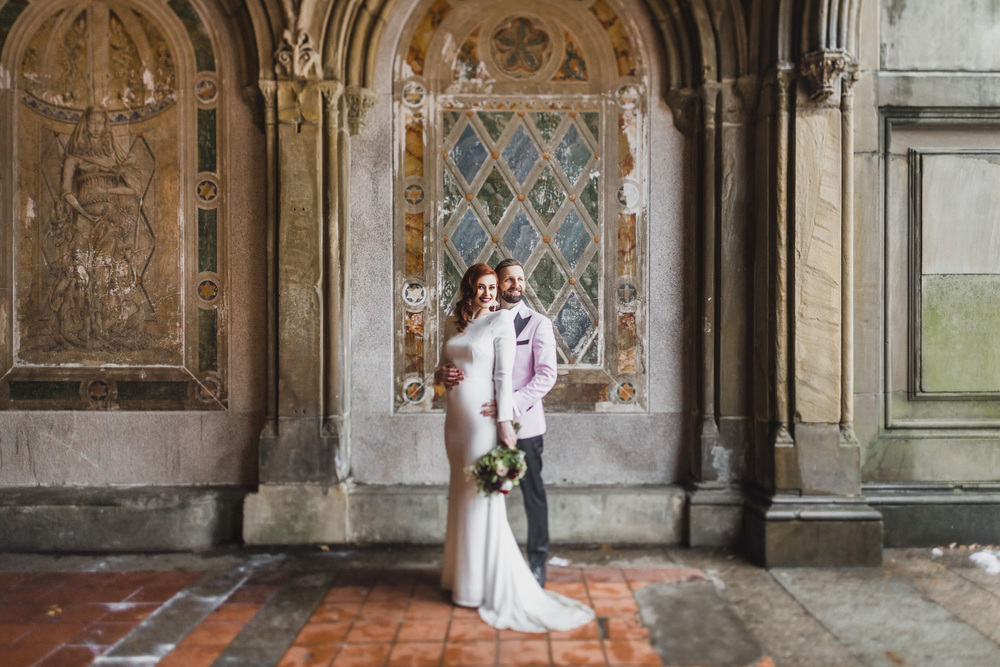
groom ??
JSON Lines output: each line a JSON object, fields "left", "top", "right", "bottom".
{"left": 488, "top": 258, "right": 557, "bottom": 586}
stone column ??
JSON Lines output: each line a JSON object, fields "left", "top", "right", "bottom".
{"left": 243, "top": 28, "right": 351, "bottom": 544}
{"left": 744, "top": 52, "right": 882, "bottom": 567}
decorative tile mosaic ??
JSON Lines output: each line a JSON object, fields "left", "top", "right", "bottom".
{"left": 618, "top": 312, "right": 637, "bottom": 373}
{"left": 195, "top": 78, "right": 218, "bottom": 104}
{"left": 404, "top": 311, "right": 424, "bottom": 374}
{"left": 405, "top": 0, "right": 452, "bottom": 77}
{"left": 404, "top": 110, "right": 424, "bottom": 177}
{"left": 197, "top": 178, "right": 219, "bottom": 203}
{"left": 618, "top": 213, "right": 637, "bottom": 277}
{"left": 87, "top": 380, "right": 109, "bottom": 402}
{"left": 590, "top": 0, "right": 636, "bottom": 77}
{"left": 553, "top": 31, "right": 588, "bottom": 81}
{"left": 405, "top": 212, "right": 425, "bottom": 275}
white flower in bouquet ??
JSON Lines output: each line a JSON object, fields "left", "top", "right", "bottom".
{"left": 501, "top": 480, "right": 514, "bottom": 492}
{"left": 495, "top": 462, "right": 509, "bottom": 477}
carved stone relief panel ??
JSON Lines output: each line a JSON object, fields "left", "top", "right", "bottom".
{"left": 0, "top": 0, "right": 226, "bottom": 410}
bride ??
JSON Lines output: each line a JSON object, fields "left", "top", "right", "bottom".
{"left": 436, "top": 262, "right": 594, "bottom": 632}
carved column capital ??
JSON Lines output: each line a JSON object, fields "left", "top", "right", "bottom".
{"left": 274, "top": 28, "right": 322, "bottom": 80}
{"left": 664, "top": 89, "right": 698, "bottom": 136}
{"left": 318, "top": 80, "right": 344, "bottom": 128}
{"left": 258, "top": 79, "right": 277, "bottom": 124}
{"left": 345, "top": 86, "right": 378, "bottom": 136}
{"left": 799, "top": 50, "right": 849, "bottom": 101}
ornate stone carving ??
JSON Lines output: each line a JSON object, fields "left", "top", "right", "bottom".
{"left": 799, "top": 50, "right": 849, "bottom": 101}
{"left": 345, "top": 86, "right": 377, "bottom": 136}
{"left": 274, "top": 28, "right": 322, "bottom": 79}
{"left": 318, "top": 80, "right": 344, "bottom": 127}
{"left": 489, "top": 16, "right": 552, "bottom": 77}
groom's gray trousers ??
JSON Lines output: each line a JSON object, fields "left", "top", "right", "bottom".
{"left": 517, "top": 435, "right": 549, "bottom": 569}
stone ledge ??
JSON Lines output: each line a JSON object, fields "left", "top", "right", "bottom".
{"left": 866, "top": 483, "right": 1000, "bottom": 547}
{"left": 0, "top": 486, "right": 249, "bottom": 552}
{"left": 243, "top": 484, "right": 686, "bottom": 546}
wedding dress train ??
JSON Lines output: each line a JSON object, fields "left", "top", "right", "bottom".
{"left": 440, "top": 309, "right": 594, "bottom": 633}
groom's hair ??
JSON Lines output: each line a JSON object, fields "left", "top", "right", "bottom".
{"left": 495, "top": 258, "right": 521, "bottom": 275}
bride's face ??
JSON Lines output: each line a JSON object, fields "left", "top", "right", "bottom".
{"left": 473, "top": 275, "right": 497, "bottom": 312}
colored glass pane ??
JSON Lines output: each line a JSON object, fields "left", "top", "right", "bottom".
{"left": 478, "top": 111, "right": 512, "bottom": 142}
{"left": 532, "top": 112, "right": 562, "bottom": 143}
{"left": 527, "top": 166, "right": 564, "bottom": 224}
{"left": 502, "top": 125, "right": 539, "bottom": 185}
{"left": 554, "top": 124, "right": 591, "bottom": 185}
{"left": 580, "top": 254, "right": 599, "bottom": 307}
{"left": 442, "top": 168, "right": 462, "bottom": 223}
{"left": 554, "top": 209, "right": 590, "bottom": 270}
{"left": 529, "top": 252, "right": 565, "bottom": 310}
{"left": 442, "top": 252, "right": 462, "bottom": 311}
{"left": 554, "top": 292, "right": 592, "bottom": 352}
{"left": 582, "top": 112, "right": 600, "bottom": 142}
{"left": 450, "top": 124, "right": 488, "bottom": 185}
{"left": 478, "top": 167, "right": 514, "bottom": 226}
{"left": 503, "top": 209, "right": 541, "bottom": 264}
{"left": 580, "top": 172, "right": 599, "bottom": 222}
{"left": 451, "top": 209, "right": 487, "bottom": 267}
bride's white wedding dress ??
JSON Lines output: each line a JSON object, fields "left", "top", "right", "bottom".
{"left": 440, "top": 308, "right": 594, "bottom": 633}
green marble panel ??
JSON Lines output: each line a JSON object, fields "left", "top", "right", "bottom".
{"left": 921, "top": 274, "right": 1000, "bottom": 392}
{"left": 199, "top": 309, "right": 219, "bottom": 372}
{"left": 198, "top": 208, "right": 217, "bottom": 273}
{"left": 580, "top": 339, "right": 599, "bottom": 364}
{"left": 477, "top": 168, "right": 514, "bottom": 226}
{"left": 527, "top": 166, "right": 565, "bottom": 224}
{"left": 8, "top": 381, "right": 79, "bottom": 401}
{"left": 0, "top": 0, "right": 28, "bottom": 53}
{"left": 442, "top": 168, "right": 462, "bottom": 223}
{"left": 117, "top": 382, "right": 188, "bottom": 401}
{"left": 443, "top": 111, "right": 460, "bottom": 139}
{"left": 168, "top": 0, "right": 215, "bottom": 71}
{"left": 198, "top": 108, "right": 217, "bottom": 173}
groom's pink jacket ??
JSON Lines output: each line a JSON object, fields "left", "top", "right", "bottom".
{"left": 508, "top": 301, "right": 557, "bottom": 439}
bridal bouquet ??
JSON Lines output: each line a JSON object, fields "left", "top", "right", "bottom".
{"left": 467, "top": 446, "right": 527, "bottom": 496}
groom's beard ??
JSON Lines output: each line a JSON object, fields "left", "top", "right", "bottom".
{"left": 500, "top": 290, "right": 523, "bottom": 305}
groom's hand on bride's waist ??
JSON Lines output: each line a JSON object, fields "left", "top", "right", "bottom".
{"left": 480, "top": 400, "right": 497, "bottom": 417}
{"left": 435, "top": 363, "right": 464, "bottom": 388}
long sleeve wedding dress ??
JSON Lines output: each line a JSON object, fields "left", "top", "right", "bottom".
{"left": 440, "top": 308, "right": 594, "bottom": 632}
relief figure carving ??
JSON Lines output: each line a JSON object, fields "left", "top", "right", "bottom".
{"left": 43, "top": 105, "right": 151, "bottom": 351}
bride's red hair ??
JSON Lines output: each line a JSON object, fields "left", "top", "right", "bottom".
{"left": 455, "top": 263, "right": 498, "bottom": 333}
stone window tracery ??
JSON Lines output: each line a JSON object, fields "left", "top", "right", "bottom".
{"left": 394, "top": 0, "right": 646, "bottom": 413}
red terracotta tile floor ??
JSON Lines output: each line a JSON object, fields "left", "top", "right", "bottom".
{"left": 0, "top": 570, "right": 201, "bottom": 667}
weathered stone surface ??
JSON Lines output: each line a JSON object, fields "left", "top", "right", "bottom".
{"left": 865, "top": 430, "right": 1000, "bottom": 483}
{"left": 922, "top": 154, "right": 1000, "bottom": 274}
{"left": 793, "top": 109, "right": 842, "bottom": 424}
{"left": 636, "top": 581, "right": 764, "bottom": 667}
{"left": 921, "top": 275, "right": 1000, "bottom": 392}
{"left": 852, "top": 154, "right": 882, "bottom": 397}
{"left": 688, "top": 484, "right": 744, "bottom": 547}
{"left": 793, "top": 423, "right": 861, "bottom": 496}
{"left": 243, "top": 484, "right": 348, "bottom": 545}
{"left": 882, "top": 0, "right": 1000, "bottom": 71}
{"left": 773, "top": 567, "right": 1000, "bottom": 665}
{"left": 0, "top": 486, "right": 247, "bottom": 552}
{"left": 349, "top": 484, "right": 685, "bottom": 545}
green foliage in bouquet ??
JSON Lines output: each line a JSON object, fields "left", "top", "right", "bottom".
{"left": 466, "top": 446, "right": 528, "bottom": 496}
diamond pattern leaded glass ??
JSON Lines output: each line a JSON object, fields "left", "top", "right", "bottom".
{"left": 554, "top": 208, "right": 590, "bottom": 270}
{"left": 450, "top": 124, "right": 488, "bottom": 186}
{"left": 527, "top": 166, "right": 564, "bottom": 224}
{"left": 451, "top": 209, "right": 488, "bottom": 266}
{"left": 439, "top": 107, "right": 602, "bottom": 364}
{"left": 554, "top": 292, "right": 593, "bottom": 352}
{"left": 478, "top": 167, "right": 514, "bottom": 226}
{"left": 503, "top": 209, "right": 541, "bottom": 264}
{"left": 554, "top": 124, "right": 592, "bottom": 186}
{"left": 503, "top": 124, "right": 540, "bottom": 185}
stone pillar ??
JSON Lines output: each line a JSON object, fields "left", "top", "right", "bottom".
{"left": 243, "top": 27, "right": 351, "bottom": 544}
{"left": 744, "top": 52, "right": 882, "bottom": 567}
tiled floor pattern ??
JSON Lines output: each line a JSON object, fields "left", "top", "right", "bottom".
{"left": 0, "top": 570, "right": 201, "bottom": 667}
{"left": 0, "top": 565, "right": 772, "bottom": 667}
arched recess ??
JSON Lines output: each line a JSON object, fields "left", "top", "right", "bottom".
{"left": 0, "top": 0, "right": 236, "bottom": 412}
{"left": 391, "top": 0, "right": 651, "bottom": 414}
